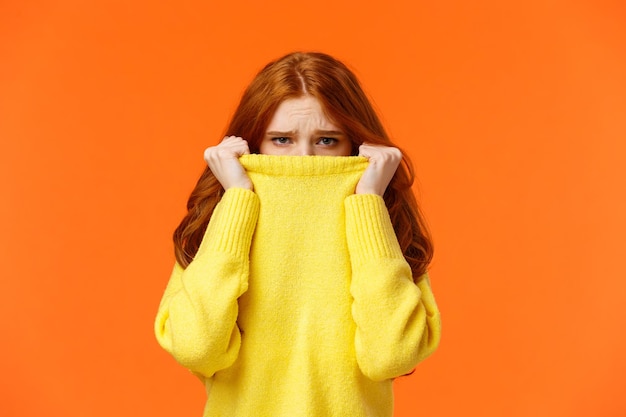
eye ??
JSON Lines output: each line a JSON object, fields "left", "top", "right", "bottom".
{"left": 318, "top": 137, "right": 338, "bottom": 146}
{"left": 272, "top": 137, "right": 291, "bottom": 145}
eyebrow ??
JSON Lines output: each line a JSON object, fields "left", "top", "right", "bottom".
{"left": 265, "top": 130, "right": 344, "bottom": 136}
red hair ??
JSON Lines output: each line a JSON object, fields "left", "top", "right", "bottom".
{"left": 174, "top": 52, "right": 433, "bottom": 280}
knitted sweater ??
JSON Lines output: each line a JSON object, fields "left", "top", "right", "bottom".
{"left": 155, "top": 155, "right": 441, "bottom": 417}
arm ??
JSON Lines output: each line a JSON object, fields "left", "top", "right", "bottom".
{"left": 348, "top": 143, "right": 440, "bottom": 381}
{"left": 154, "top": 187, "right": 260, "bottom": 377}
{"left": 345, "top": 194, "right": 441, "bottom": 381}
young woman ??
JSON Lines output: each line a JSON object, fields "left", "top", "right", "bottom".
{"left": 155, "top": 51, "right": 441, "bottom": 417}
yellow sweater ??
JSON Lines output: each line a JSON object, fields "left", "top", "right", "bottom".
{"left": 155, "top": 155, "right": 441, "bottom": 417}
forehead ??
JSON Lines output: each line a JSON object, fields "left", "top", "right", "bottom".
{"left": 268, "top": 96, "right": 338, "bottom": 128}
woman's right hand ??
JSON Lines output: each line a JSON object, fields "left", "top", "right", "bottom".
{"left": 204, "top": 136, "right": 253, "bottom": 191}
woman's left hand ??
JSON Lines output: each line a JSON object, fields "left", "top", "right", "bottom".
{"left": 355, "top": 144, "right": 403, "bottom": 196}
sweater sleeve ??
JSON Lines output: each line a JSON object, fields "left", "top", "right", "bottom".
{"left": 344, "top": 194, "right": 441, "bottom": 382}
{"left": 154, "top": 188, "right": 260, "bottom": 378}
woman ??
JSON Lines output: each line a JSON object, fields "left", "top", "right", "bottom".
{"left": 155, "top": 51, "right": 441, "bottom": 417}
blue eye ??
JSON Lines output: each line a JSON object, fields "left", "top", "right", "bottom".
{"left": 318, "top": 137, "right": 337, "bottom": 146}
{"left": 272, "top": 137, "right": 291, "bottom": 144}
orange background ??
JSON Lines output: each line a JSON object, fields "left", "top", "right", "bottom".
{"left": 2, "top": 1, "right": 625, "bottom": 416}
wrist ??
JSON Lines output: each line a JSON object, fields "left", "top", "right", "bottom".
{"left": 355, "top": 183, "right": 383, "bottom": 196}
{"left": 224, "top": 181, "right": 253, "bottom": 191}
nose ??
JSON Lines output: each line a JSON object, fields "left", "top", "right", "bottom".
{"left": 294, "top": 142, "right": 315, "bottom": 156}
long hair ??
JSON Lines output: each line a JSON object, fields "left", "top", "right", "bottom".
{"left": 174, "top": 52, "right": 433, "bottom": 280}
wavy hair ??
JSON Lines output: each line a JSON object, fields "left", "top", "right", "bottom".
{"left": 174, "top": 52, "right": 433, "bottom": 280}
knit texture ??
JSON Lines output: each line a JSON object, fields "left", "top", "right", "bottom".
{"left": 155, "top": 155, "right": 441, "bottom": 417}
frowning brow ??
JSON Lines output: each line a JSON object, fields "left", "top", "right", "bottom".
{"left": 265, "top": 130, "right": 344, "bottom": 136}
{"left": 266, "top": 131, "right": 296, "bottom": 136}
{"left": 315, "top": 130, "right": 344, "bottom": 136}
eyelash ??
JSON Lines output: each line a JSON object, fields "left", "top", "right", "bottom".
{"left": 272, "top": 137, "right": 291, "bottom": 144}
{"left": 271, "top": 137, "right": 339, "bottom": 146}
{"left": 318, "top": 137, "right": 338, "bottom": 145}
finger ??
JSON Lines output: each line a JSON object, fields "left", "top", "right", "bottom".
{"left": 358, "top": 144, "right": 375, "bottom": 158}
{"left": 210, "top": 137, "right": 249, "bottom": 157}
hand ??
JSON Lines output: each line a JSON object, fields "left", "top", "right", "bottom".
{"left": 355, "top": 144, "right": 402, "bottom": 196}
{"left": 204, "top": 136, "right": 253, "bottom": 190}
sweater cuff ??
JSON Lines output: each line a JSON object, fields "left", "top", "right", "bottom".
{"left": 197, "top": 188, "right": 260, "bottom": 259}
{"left": 344, "top": 194, "right": 404, "bottom": 267}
